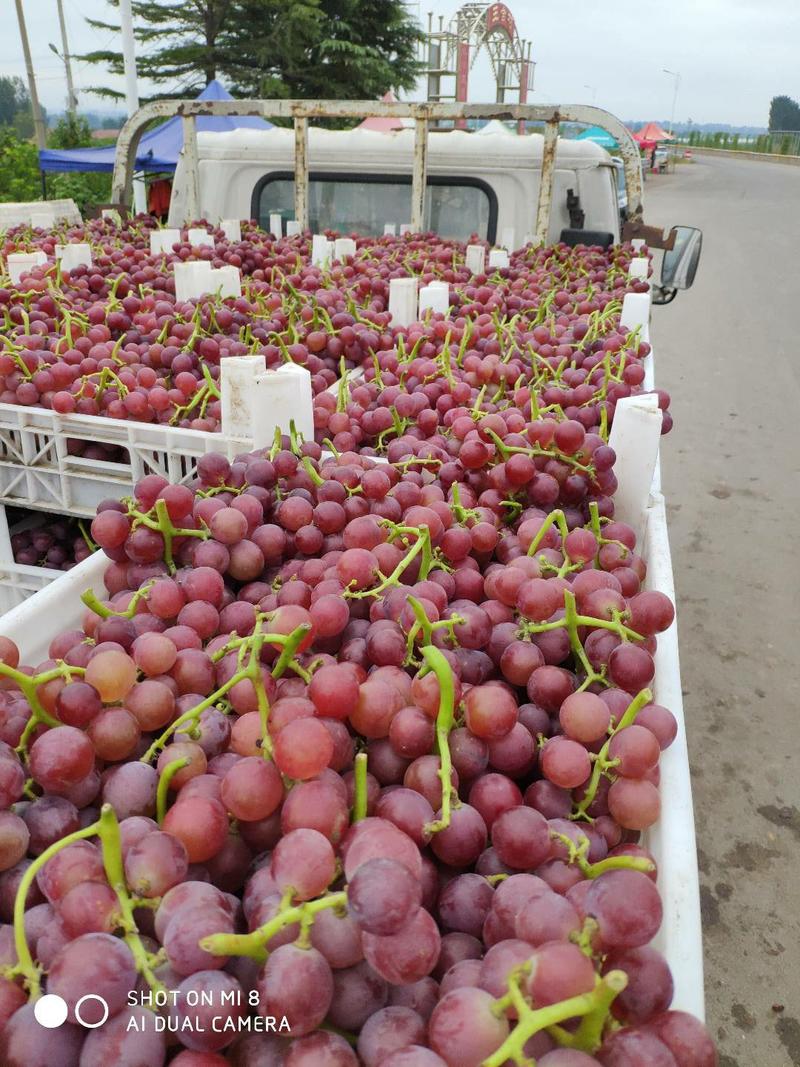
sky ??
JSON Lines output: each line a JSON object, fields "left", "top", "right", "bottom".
{"left": 1, "top": 0, "right": 797, "bottom": 127}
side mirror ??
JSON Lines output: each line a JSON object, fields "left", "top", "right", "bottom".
{"left": 660, "top": 225, "right": 702, "bottom": 289}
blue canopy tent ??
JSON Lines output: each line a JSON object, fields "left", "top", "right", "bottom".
{"left": 39, "top": 80, "right": 273, "bottom": 174}
{"left": 575, "top": 125, "right": 618, "bottom": 149}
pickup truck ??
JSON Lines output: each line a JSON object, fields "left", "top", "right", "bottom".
{"left": 109, "top": 100, "right": 702, "bottom": 305}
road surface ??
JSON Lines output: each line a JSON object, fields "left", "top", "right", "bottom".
{"left": 646, "top": 156, "right": 800, "bottom": 1066}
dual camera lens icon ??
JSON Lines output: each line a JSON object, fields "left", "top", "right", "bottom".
{"left": 34, "top": 993, "right": 109, "bottom": 1029}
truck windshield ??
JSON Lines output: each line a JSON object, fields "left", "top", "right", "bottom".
{"left": 252, "top": 172, "right": 496, "bottom": 242}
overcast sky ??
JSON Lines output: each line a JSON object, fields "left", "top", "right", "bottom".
{"left": 2, "top": 0, "right": 795, "bottom": 126}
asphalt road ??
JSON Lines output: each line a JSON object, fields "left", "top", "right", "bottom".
{"left": 645, "top": 156, "right": 800, "bottom": 1066}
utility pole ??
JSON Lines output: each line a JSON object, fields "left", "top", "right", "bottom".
{"left": 13, "top": 0, "right": 48, "bottom": 150}
{"left": 56, "top": 0, "right": 78, "bottom": 117}
{"left": 662, "top": 68, "right": 681, "bottom": 136}
{"left": 119, "top": 0, "right": 147, "bottom": 214}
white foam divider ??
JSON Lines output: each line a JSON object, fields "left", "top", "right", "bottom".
{"left": 383, "top": 224, "right": 396, "bottom": 236}
{"left": 607, "top": 393, "right": 662, "bottom": 544}
{"left": 629, "top": 256, "right": 649, "bottom": 281}
{"left": 333, "top": 238, "right": 357, "bottom": 262}
{"left": 150, "top": 229, "right": 180, "bottom": 255}
{"left": 55, "top": 244, "right": 92, "bottom": 271}
{"left": 220, "top": 219, "right": 241, "bottom": 243}
{"left": 399, "top": 224, "right": 412, "bottom": 236}
{"left": 220, "top": 357, "right": 313, "bottom": 447}
{"left": 419, "top": 284, "right": 449, "bottom": 316}
{"left": 269, "top": 213, "right": 282, "bottom": 240}
{"left": 465, "top": 245, "right": 485, "bottom": 275}
{"left": 388, "top": 277, "right": 418, "bottom": 327}
{"left": 213, "top": 265, "right": 242, "bottom": 299}
{"left": 188, "top": 228, "right": 214, "bottom": 248}
{"left": 174, "top": 261, "right": 214, "bottom": 302}
{"left": 6, "top": 252, "right": 47, "bottom": 284}
{"left": 620, "top": 291, "right": 651, "bottom": 344}
{"left": 488, "top": 248, "right": 510, "bottom": 270}
{"left": 286, "top": 221, "right": 302, "bottom": 237}
{"left": 311, "top": 235, "right": 332, "bottom": 267}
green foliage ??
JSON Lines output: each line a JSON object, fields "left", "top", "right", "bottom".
{"left": 0, "top": 76, "right": 29, "bottom": 126}
{"left": 49, "top": 114, "right": 95, "bottom": 150}
{"left": 0, "top": 75, "right": 36, "bottom": 138}
{"left": 44, "top": 116, "right": 112, "bottom": 212}
{"left": 0, "top": 128, "right": 40, "bottom": 202}
{"left": 78, "top": 0, "right": 423, "bottom": 101}
{"left": 768, "top": 95, "right": 800, "bottom": 132}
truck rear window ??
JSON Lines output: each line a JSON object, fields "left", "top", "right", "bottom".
{"left": 252, "top": 172, "right": 497, "bottom": 242}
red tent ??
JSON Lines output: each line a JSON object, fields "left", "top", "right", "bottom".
{"left": 357, "top": 91, "right": 410, "bottom": 132}
{"left": 633, "top": 122, "right": 672, "bottom": 144}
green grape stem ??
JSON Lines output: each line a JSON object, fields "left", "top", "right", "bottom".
{"left": 200, "top": 890, "right": 348, "bottom": 963}
{"left": 420, "top": 645, "right": 458, "bottom": 835}
{"left": 571, "top": 687, "right": 653, "bottom": 820}
{"left": 352, "top": 752, "right": 368, "bottom": 822}
{"left": 482, "top": 969, "right": 627, "bottom": 1066}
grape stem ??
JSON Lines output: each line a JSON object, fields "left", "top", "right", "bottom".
{"left": 420, "top": 645, "right": 458, "bottom": 835}
{"left": 200, "top": 890, "right": 348, "bottom": 963}
{"left": 138, "top": 624, "right": 308, "bottom": 763}
{"left": 5, "top": 804, "right": 165, "bottom": 1000}
{"left": 570, "top": 687, "right": 653, "bottom": 821}
{"left": 550, "top": 831, "right": 655, "bottom": 879}
{"left": 156, "top": 757, "right": 190, "bottom": 823}
{"left": 81, "top": 579, "right": 155, "bottom": 620}
{"left": 0, "top": 660, "right": 86, "bottom": 759}
{"left": 97, "top": 804, "right": 167, "bottom": 998}
{"left": 482, "top": 969, "right": 627, "bottom": 1065}
{"left": 352, "top": 752, "right": 368, "bottom": 822}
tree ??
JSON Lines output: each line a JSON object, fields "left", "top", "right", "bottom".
{"left": 48, "top": 114, "right": 94, "bottom": 150}
{"left": 44, "top": 115, "right": 113, "bottom": 214}
{"left": 78, "top": 0, "right": 422, "bottom": 101}
{"left": 0, "top": 75, "right": 36, "bottom": 138}
{"left": 768, "top": 95, "right": 800, "bottom": 132}
{"left": 0, "top": 76, "right": 29, "bottom": 126}
{"left": 225, "top": 0, "right": 422, "bottom": 99}
{"left": 0, "top": 128, "right": 40, "bottom": 202}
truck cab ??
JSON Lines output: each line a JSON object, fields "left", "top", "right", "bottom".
{"left": 168, "top": 126, "right": 622, "bottom": 247}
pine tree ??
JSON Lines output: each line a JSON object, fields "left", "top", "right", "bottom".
{"left": 78, "top": 0, "right": 422, "bottom": 102}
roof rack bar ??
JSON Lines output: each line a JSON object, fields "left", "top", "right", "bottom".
{"left": 111, "top": 100, "right": 643, "bottom": 236}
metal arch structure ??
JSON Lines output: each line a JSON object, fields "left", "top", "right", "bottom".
{"left": 110, "top": 99, "right": 645, "bottom": 239}
{"left": 423, "top": 3, "right": 534, "bottom": 127}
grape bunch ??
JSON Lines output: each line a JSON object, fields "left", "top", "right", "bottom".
{"left": 0, "top": 419, "right": 716, "bottom": 1066}
{"left": 8, "top": 512, "right": 96, "bottom": 572}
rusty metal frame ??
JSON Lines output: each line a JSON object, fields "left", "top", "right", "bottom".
{"left": 111, "top": 101, "right": 644, "bottom": 240}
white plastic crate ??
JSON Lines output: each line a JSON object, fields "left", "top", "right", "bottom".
{"left": 0, "top": 360, "right": 313, "bottom": 518}
{"left": 0, "top": 405, "right": 249, "bottom": 517}
{"left": 0, "top": 506, "right": 96, "bottom": 614}
{"left": 0, "top": 494, "right": 704, "bottom": 1019}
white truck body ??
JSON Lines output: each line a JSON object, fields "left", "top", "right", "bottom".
{"left": 168, "top": 126, "right": 621, "bottom": 246}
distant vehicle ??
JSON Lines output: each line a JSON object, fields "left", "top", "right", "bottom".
{"left": 654, "top": 146, "right": 670, "bottom": 172}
